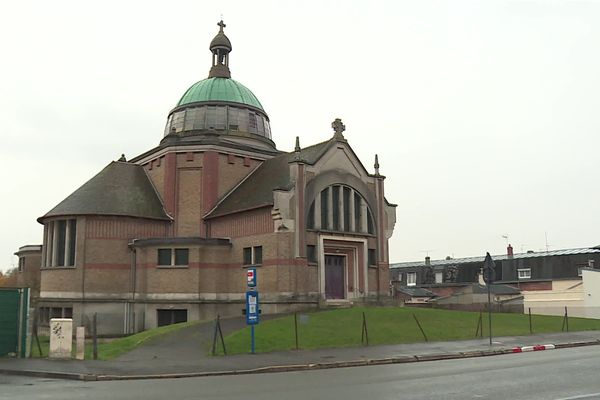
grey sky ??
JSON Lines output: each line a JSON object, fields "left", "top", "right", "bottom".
{"left": 2, "top": 0, "right": 599, "bottom": 272}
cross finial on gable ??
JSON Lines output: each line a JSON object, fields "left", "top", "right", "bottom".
{"left": 218, "top": 20, "right": 226, "bottom": 32}
{"left": 331, "top": 118, "right": 346, "bottom": 140}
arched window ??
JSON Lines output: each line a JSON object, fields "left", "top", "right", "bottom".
{"left": 307, "top": 185, "right": 375, "bottom": 234}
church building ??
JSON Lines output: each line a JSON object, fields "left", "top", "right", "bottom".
{"left": 31, "top": 22, "right": 397, "bottom": 335}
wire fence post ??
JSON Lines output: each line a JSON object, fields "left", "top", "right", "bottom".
{"left": 480, "top": 311, "right": 484, "bottom": 338}
{"left": 30, "top": 309, "right": 43, "bottom": 358}
{"left": 211, "top": 315, "right": 227, "bottom": 355}
{"left": 92, "top": 313, "right": 98, "bottom": 360}
{"left": 361, "top": 312, "right": 369, "bottom": 346}
{"left": 474, "top": 312, "right": 482, "bottom": 338}
{"left": 413, "top": 313, "right": 428, "bottom": 342}
{"left": 294, "top": 312, "right": 299, "bottom": 350}
{"left": 565, "top": 306, "right": 569, "bottom": 332}
{"left": 528, "top": 307, "right": 532, "bottom": 334}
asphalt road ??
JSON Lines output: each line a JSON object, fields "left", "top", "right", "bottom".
{"left": 2, "top": 346, "right": 600, "bottom": 400}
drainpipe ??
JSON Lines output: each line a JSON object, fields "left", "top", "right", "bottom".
{"left": 128, "top": 239, "right": 138, "bottom": 334}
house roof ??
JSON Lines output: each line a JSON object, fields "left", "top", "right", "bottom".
{"left": 39, "top": 161, "right": 170, "bottom": 222}
{"left": 471, "top": 284, "right": 520, "bottom": 295}
{"left": 206, "top": 140, "right": 332, "bottom": 218}
{"left": 397, "top": 286, "right": 436, "bottom": 297}
{"left": 391, "top": 248, "right": 600, "bottom": 269}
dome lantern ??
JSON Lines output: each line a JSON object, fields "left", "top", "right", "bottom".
{"left": 209, "top": 20, "right": 232, "bottom": 78}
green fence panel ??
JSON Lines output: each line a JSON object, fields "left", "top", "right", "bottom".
{"left": 0, "top": 289, "right": 20, "bottom": 356}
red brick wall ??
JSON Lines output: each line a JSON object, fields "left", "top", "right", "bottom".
{"left": 209, "top": 208, "right": 273, "bottom": 238}
{"left": 86, "top": 217, "right": 170, "bottom": 239}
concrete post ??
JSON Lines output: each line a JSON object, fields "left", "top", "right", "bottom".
{"left": 75, "top": 326, "right": 85, "bottom": 360}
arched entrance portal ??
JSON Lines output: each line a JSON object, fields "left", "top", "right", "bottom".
{"left": 319, "top": 236, "right": 369, "bottom": 302}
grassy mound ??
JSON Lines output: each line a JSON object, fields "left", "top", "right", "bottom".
{"left": 216, "top": 307, "right": 600, "bottom": 355}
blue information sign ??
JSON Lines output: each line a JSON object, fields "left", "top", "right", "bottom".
{"left": 246, "top": 268, "right": 257, "bottom": 288}
{"left": 245, "top": 291, "right": 259, "bottom": 325}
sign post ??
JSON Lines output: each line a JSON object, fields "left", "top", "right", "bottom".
{"left": 245, "top": 268, "right": 259, "bottom": 354}
{"left": 482, "top": 252, "right": 495, "bottom": 346}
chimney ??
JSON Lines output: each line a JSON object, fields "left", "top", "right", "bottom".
{"left": 425, "top": 256, "right": 431, "bottom": 266}
{"left": 507, "top": 244, "right": 514, "bottom": 258}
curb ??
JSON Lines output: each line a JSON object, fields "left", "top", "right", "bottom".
{"left": 512, "top": 344, "right": 556, "bottom": 353}
{"left": 2, "top": 339, "right": 600, "bottom": 381}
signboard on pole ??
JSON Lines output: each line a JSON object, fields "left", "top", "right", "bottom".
{"left": 246, "top": 268, "right": 257, "bottom": 288}
{"left": 245, "top": 291, "right": 259, "bottom": 325}
{"left": 483, "top": 253, "right": 495, "bottom": 284}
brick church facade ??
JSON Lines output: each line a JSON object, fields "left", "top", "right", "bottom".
{"left": 22, "top": 22, "right": 397, "bottom": 335}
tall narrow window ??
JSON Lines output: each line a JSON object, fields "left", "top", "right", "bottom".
{"left": 195, "top": 107, "right": 206, "bottom": 130}
{"left": 184, "top": 108, "right": 198, "bottom": 131}
{"left": 332, "top": 186, "right": 340, "bottom": 230}
{"left": 343, "top": 187, "right": 351, "bottom": 230}
{"left": 407, "top": 272, "right": 417, "bottom": 286}
{"left": 307, "top": 203, "right": 315, "bottom": 229}
{"left": 206, "top": 106, "right": 217, "bottom": 129}
{"left": 57, "top": 220, "right": 67, "bottom": 266}
{"left": 320, "top": 189, "right": 329, "bottom": 230}
{"left": 354, "top": 193, "right": 362, "bottom": 232}
{"left": 307, "top": 245, "right": 317, "bottom": 263}
{"left": 67, "top": 219, "right": 76, "bottom": 266}
{"left": 367, "top": 209, "right": 375, "bottom": 234}
{"left": 368, "top": 249, "right": 377, "bottom": 266}
{"left": 215, "top": 106, "right": 226, "bottom": 130}
{"left": 253, "top": 246, "right": 263, "bottom": 265}
{"left": 248, "top": 113, "right": 257, "bottom": 133}
{"left": 243, "top": 247, "right": 252, "bottom": 265}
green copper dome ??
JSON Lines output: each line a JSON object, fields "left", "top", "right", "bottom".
{"left": 177, "top": 77, "right": 264, "bottom": 111}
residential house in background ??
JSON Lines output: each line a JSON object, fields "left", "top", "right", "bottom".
{"left": 391, "top": 246, "right": 600, "bottom": 316}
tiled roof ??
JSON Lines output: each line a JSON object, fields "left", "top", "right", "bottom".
{"left": 39, "top": 161, "right": 170, "bottom": 222}
{"left": 206, "top": 140, "right": 333, "bottom": 218}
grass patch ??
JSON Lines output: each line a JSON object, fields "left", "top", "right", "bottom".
{"left": 216, "top": 307, "right": 600, "bottom": 355}
{"left": 30, "top": 320, "right": 201, "bottom": 360}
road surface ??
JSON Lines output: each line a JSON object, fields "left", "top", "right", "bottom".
{"left": 2, "top": 346, "right": 600, "bottom": 400}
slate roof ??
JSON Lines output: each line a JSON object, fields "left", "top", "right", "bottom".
{"left": 206, "top": 140, "right": 333, "bottom": 218}
{"left": 391, "top": 247, "right": 600, "bottom": 269}
{"left": 39, "top": 161, "right": 170, "bottom": 222}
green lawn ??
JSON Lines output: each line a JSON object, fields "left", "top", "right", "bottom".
{"left": 216, "top": 307, "right": 600, "bottom": 355}
{"left": 30, "top": 320, "right": 201, "bottom": 360}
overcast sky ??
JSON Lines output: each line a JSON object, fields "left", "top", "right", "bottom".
{"left": 2, "top": 0, "right": 600, "bottom": 272}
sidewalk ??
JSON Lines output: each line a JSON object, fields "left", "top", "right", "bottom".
{"left": 1, "top": 321, "right": 599, "bottom": 381}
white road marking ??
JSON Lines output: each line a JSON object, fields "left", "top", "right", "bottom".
{"left": 554, "top": 392, "right": 600, "bottom": 400}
